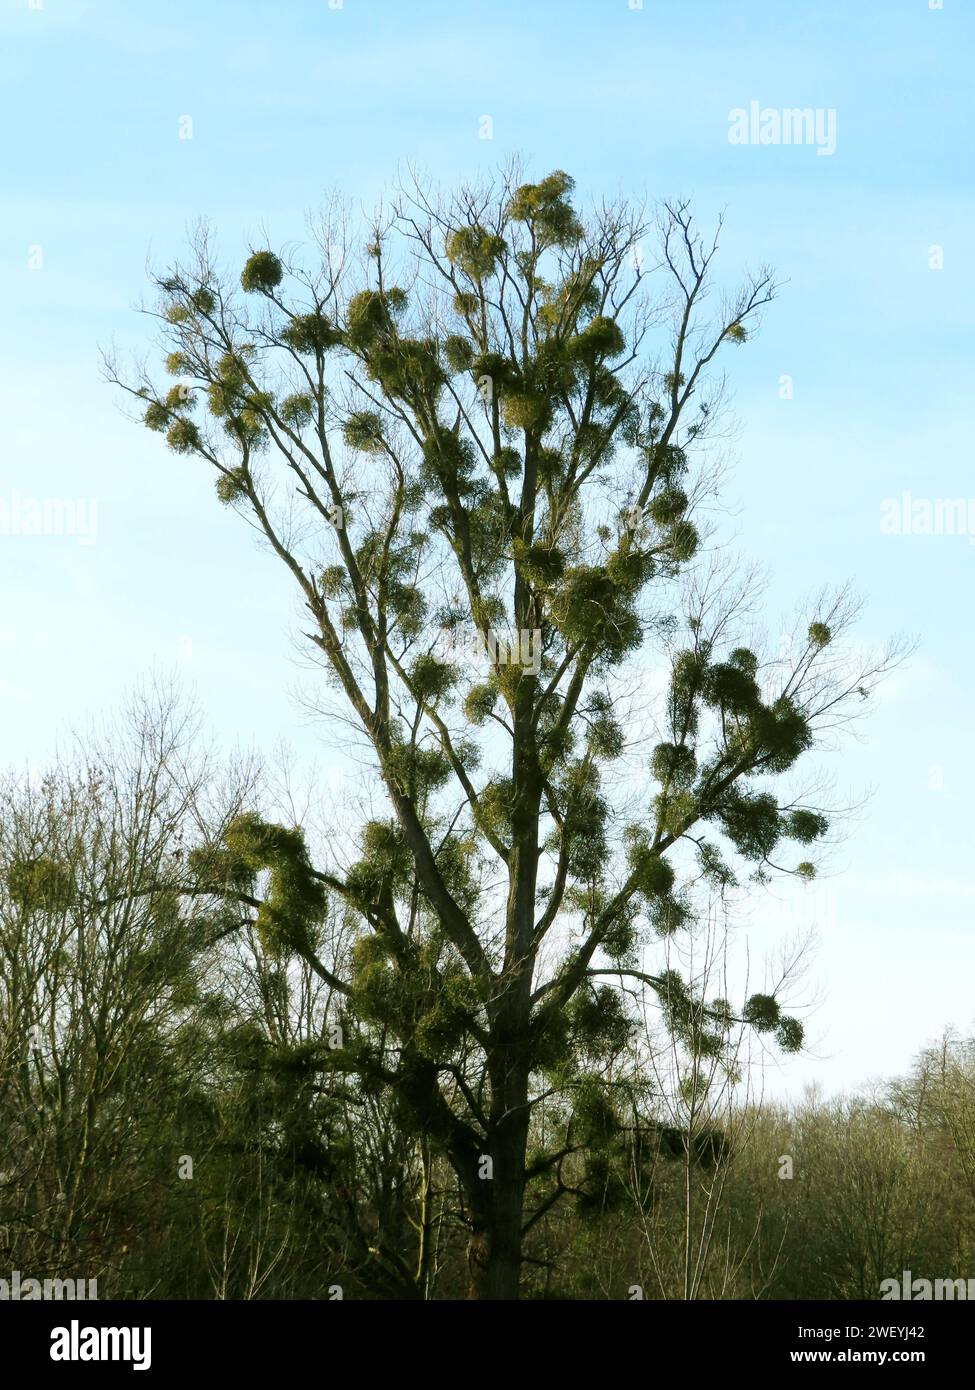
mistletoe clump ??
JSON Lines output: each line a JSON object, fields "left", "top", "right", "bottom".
{"left": 507, "top": 170, "right": 583, "bottom": 247}
{"left": 7, "top": 857, "right": 75, "bottom": 913}
{"left": 240, "top": 250, "right": 284, "bottom": 294}
{"left": 281, "top": 311, "right": 342, "bottom": 355}
{"left": 446, "top": 225, "right": 507, "bottom": 281}
{"left": 200, "top": 813, "right": 328, "bottom": 957}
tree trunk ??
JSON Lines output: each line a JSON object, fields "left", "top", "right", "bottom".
{"left": 468, "top": 1130, "right": 529, "bottom": 1298}
{"left": 467, "top": 546, "right": 540, "bottom": 1299}
{"left": 468, "top": 1062, "right": 531, "bottom": 1300}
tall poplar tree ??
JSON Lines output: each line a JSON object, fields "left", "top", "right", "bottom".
{"left": 111, "top": 167, "right": 895, "bottom": 1298}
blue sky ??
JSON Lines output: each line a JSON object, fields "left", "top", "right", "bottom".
{"left": 1, "top": 0, "right": 973, "bottom": 1097}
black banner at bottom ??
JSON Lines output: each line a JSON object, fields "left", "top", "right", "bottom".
{"left": 0, "top": 1297, "right": 967, "bottom": 1374}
